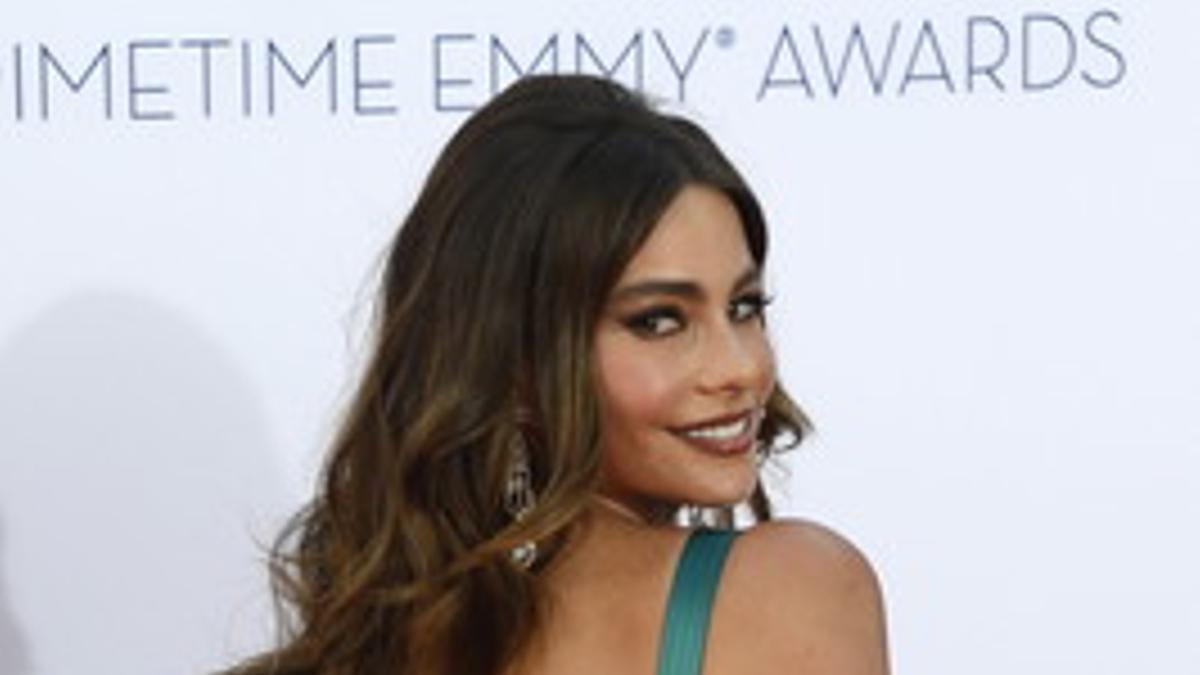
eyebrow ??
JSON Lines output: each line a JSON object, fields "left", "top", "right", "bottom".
{"left": 609, "top": 266, "right": 761, "bottom": 304}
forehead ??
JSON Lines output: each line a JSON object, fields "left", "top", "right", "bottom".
{"left": 616, "top": 184, "right": 754, "bottom": 283}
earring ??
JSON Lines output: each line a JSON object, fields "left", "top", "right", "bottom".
{"left": 504, "top": 429, "right": 537, "bottom": 568}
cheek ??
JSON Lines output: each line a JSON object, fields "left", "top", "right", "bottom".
{"left": 755, "top": 335, "right": 778, "bottom": 394}
{"left": 594, "top": 339, "right": 688, "bottom": 432}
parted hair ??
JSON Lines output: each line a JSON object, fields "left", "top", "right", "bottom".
{"left": 226, "top": 74, "right": 810, "bottom": 675}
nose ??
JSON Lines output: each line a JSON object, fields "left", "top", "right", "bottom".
{"left": 695, "top": 322, "right": 769, "bottom": 396}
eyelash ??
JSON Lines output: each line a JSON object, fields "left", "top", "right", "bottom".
{"left": 731, "top": 291, "right": 773, "bottom": 322}
{"left": 622, "top": 292, "right": 773, "bottom": 338}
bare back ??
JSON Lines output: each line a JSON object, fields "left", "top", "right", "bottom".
{"left": 507, "top": 506, "right": 890, "bottom": 675}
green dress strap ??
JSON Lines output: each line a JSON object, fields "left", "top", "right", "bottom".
{"left": 656, "top": 528, "right": 740, "bottom": 675}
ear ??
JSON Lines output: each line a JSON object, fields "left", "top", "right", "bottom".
{"left": 511, "top": 366, "right": 542, "bottom": 428}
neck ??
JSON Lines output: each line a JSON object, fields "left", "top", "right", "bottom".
{"left": 591, "top": 493, "right": 644, "bottom": 522}
{"left": 589, "top": 492, "right": 680, "bottom": 527}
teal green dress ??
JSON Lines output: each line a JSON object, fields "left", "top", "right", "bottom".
{"left": 656, "top": 528, "right": 740, "bottom": 675}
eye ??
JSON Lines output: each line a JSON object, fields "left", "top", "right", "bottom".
{"left": 623, "top": 306, "right": 685, "bottom": 338}
{"left": 729, "top": 291, "right": 773, "bottom": 323}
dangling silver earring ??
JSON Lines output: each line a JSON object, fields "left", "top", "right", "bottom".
{"left": 505, "top": 429, "right": 537, "bottom": 568}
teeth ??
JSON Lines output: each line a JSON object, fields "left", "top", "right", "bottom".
{"left": 684, "top": 416, "right": 749, "bottom": 440}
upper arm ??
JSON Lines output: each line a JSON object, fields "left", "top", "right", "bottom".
{"left": 720, "top": 518, "right": 890, "bottom": 674}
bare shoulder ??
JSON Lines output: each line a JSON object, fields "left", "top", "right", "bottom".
{"left": 708, "top": 518, "right": 890, "bottom": 674}
{"left": 735, "top": 518, "right": 881, "bottom": 591}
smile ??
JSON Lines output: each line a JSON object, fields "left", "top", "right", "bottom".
{"left": 670, "top": 410, "right": 760, "bottom": 456}
{"left": 682, "top": 416, "right": 750, "bottom": 440}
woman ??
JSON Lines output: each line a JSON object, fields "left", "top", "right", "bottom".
{"left": 228, "top": 74, "right": 888, "bottom": 675}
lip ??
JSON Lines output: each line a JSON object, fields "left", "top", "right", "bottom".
{"left": 672, "top": 408, "right": 757, "bottom": 433}
{"left": 669, "top": 408, "right": 761, "bottom": 457}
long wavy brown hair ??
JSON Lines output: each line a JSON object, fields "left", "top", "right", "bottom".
{"left": 226, "top": 74, "right": 810, "bottom": 675}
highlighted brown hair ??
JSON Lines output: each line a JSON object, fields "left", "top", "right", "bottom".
{"left": 227, "top": 74, "right": 809, "bottom": 675}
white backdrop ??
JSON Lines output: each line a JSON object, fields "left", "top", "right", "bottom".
{"left": 1, "top": 1, "right": 1197, "bottom": 673}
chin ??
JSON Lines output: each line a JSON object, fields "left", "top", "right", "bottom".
{"left": 684, "top": 471, "right": 759, "bottom": 508}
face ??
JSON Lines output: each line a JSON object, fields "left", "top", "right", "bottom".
{"left": 592, "top": 184, "right": 776, "bottom": 518}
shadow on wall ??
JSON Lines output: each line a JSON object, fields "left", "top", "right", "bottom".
{"left": 0, "top": 514, "right": 31, "bottom": 675}
{"left": 0, "top": 291, "right": 291, "bottom": 675}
